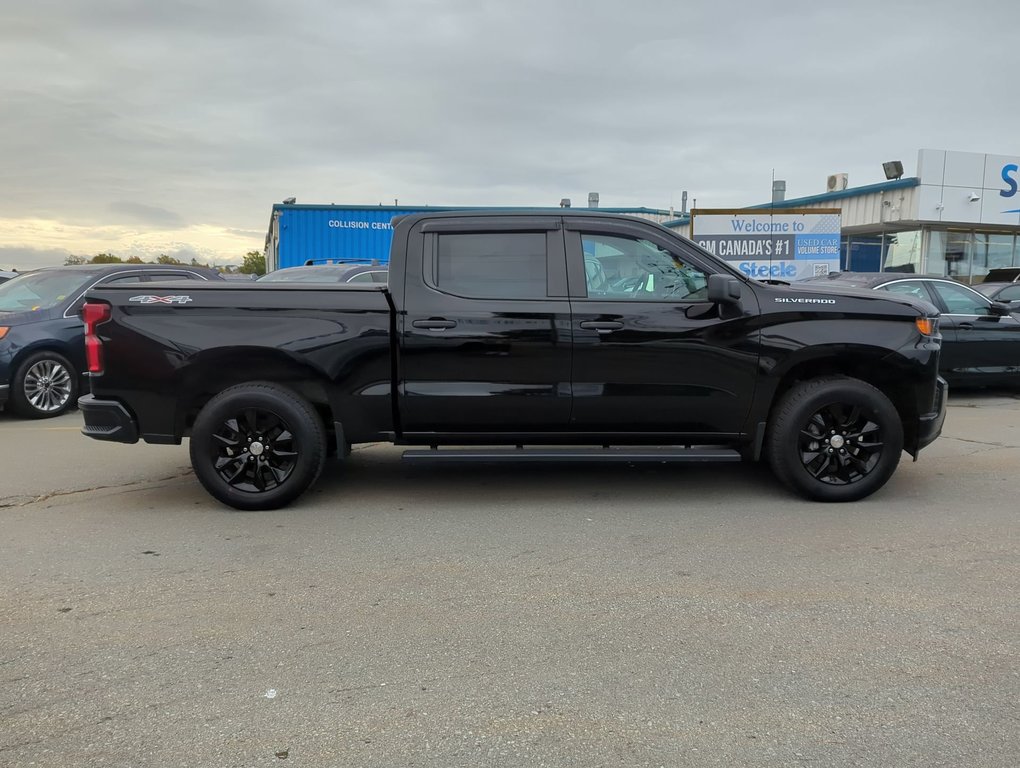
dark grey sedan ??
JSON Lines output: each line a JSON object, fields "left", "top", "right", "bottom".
{"left": 974, "top": 281, "right": 1020, "bottom": 307}
{"left": 802, "top": 272, "right": 1020, "bottom": 388}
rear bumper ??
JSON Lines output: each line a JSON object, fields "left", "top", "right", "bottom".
{"left": 79, "top": 395, "right": 139, "bottom": 443}
{"left": 916, "top": 375, "right": 947, "bottom": 453}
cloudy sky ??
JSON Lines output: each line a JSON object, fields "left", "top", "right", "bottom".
{"left": 2, "top": 0, "right": 1019, "bottom": 269}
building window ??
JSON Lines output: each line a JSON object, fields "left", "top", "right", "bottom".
{"left": 881, "top": 231, "right": 922, "bottom": 273}
{"left": 972, "top": 234, "right": 1016, "bottom": 278}
{"left": 923, "top": 231, "right": 1018, "bottom": 283}
{"left": 844, "top": 236, "right": 882, "bottom": 272}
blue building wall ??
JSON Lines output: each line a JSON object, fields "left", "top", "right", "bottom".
{"left": 272, "top": 204, "right": 676, "bottom": 270}
{"left": 277, "top": 206, "right": 431, "bottom": 268}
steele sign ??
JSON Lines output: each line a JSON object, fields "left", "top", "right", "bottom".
{"left": 691, "top": 208, "right": 841, "bottom": 281}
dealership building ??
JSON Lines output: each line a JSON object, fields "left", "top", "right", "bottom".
{"left": 665, "top": 148, "right": 1020, "bottom": 282}
{"left": 263, "top": 148, "right": 1020, "bottom": 282}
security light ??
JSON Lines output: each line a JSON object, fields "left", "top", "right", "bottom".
{"left": 882, "top": 161, "right": 904, "bottom": 180}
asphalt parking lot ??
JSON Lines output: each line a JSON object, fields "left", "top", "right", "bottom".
{"left": 1, "top": 393, "right": 1018, "bottom": 767}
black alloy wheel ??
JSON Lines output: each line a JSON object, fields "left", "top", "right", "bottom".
{"left": 212, "top": 408, "right": 299, "bottom": 493}
{"left": 767, "top": 376, "right": 903, "bottom": 502}
{"left": 797, "top": 403, "right": 883, "bottom": 485}
{"left": 190, "top": 383, "right": 327, "bottom": 510}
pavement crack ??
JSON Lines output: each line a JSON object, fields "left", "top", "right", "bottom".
{"left": 1, "top": 471, "right": 194, "bottom": 508}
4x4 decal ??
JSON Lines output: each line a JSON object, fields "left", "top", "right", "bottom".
{"left": 128, "top": 295, "right": 194, "bottom": 305}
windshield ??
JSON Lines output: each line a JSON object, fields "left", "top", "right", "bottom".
{"left": 0, "top": 270, "right": 91, "bottom": 312}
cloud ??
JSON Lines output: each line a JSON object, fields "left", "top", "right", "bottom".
{"left": 0, "top": 0, "right": 1018, "bottom": 265}
{"left": 108, "top": 201, "right": 184, "bottom": 228}
{"left": 0, "top": 246, "right": 84, "bottom": 271}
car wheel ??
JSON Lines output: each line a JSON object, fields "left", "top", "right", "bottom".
{"left": 10, "top": 351, "right": 79, "bottom": 419}
{"left": 189, "top": 383, "right": 327, "bottom": 510}
{"left": 767, "top": 376, "right": 903, "bottom": 502}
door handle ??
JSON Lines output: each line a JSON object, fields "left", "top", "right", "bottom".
{"left": 579, "top": 320, "right": 624, "bottom": 334}
{"left": 412, "top": 318, "right": 457, "bottom": 330}
{"left": 957, "top": 322, "right": 974, "bottom": 329}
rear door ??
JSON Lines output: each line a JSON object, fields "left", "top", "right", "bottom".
{"left": 398, "top": 216, "right": 572, "bottom": 433}
{"left": 564, "top": 218, "right": 760, "bottom": 436}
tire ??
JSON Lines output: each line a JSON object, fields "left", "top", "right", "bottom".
{"left": 189, "top": 383, "right": 327, "bottom": 510}
{"left": 10, "top": 351, "right": 79, "bottom": 419}
{"left": 766, "top": 376, "right": 903, "bottom": 502}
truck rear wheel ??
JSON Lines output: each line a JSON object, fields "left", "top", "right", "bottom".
{"left": 189, "top": 383, "right": 327, "bottom": 510}
{"left": 767, "top": 376, "right": 903, "bottom": 502}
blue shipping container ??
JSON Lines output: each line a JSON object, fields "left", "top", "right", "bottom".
{"left": 270, "top": 206, "right": 432, "bottom": 269}
{"left": 264, "top": 203, "right": 676, "bottom": 272}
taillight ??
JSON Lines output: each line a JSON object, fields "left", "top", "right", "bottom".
{"left": 82, "top": 302, "right": 112, "bottom": 374}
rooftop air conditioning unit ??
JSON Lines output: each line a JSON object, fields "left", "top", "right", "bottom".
{"left": 826, "top": 173, "right": 848, "bottom": 193}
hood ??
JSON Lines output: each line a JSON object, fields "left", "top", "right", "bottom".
{"left": 766, "top": 280, "right": 939, "bottom": 317}
{"left": 0, "top": 307, "right": 60, "bottom": 326}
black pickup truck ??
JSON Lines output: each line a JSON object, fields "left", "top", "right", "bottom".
{"left": 79, "top": 211, "right": 946, "bottom": 510}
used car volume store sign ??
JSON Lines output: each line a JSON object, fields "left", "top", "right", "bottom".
{"left": 691, "top": 208, "right": 841, "bottom": 280}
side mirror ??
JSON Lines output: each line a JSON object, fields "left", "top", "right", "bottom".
{"left": 989, "top": 301, "right": 1011, "bottom": 316}
{"left": 707, "top": 273, "right": 742, "bottom": 304}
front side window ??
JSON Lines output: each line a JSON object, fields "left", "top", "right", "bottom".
{"left": 435, "top": 233, "right": 546, "bottom": 299}
{"left": 581, "top": 234, "right": 707, "bottom": 301}
{"left": 930, "top": 281, "right": 991, "bottom": 315}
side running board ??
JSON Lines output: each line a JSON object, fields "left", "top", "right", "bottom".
{"left": 401, "top": 447, "right": 742, "bottom": 463}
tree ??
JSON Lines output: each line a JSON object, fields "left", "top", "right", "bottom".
{"left": 156, "top": 254, "right": 183, "bottom": 265}
{"left": 90, "top": 253, "right": 122, "bottom": 264}
{"left": 64, "top": 254, "right": 88, "bottom": 265}
{"left": 125, "top": 255, "right": 144, "bottom": 264}
{"left": 240, "top": 250, "right": 266, "bottom": 275}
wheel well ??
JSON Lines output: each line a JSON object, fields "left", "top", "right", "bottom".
{"left": 767, "top": 357, "right": 920, "bottom": 445}
{"left": 178, "top": 353, "right": 334, "bottom": 436}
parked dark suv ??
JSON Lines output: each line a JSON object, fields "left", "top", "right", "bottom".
{"left": 0, "top": 264, "right": 221, "bottom": 418}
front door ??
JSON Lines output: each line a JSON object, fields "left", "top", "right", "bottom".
{"left": 399, "top": 218, "right": 573, "bottom": 433}
{"left": 564, "top": 219, "right": 760, "bottom": 437}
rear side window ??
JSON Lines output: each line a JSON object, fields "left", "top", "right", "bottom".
{"left": 877, "top": 280, "right": 930, "bottom": 301}
{"left": 435, "top": 233, "right": 546, "bottom": 299}
{"left": 150, "top": 271, "right": 206, "bottom": 281}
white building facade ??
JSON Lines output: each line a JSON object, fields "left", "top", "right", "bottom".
{"left": 665, "top": 149, "right": 1020, "bottom": 283}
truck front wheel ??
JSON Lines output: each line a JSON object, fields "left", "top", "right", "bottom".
{"left": 189, "top": 383, "right": 327, "bottom": 510}
{"left": 767, "top": 376, "right": 903, "bottom": 502}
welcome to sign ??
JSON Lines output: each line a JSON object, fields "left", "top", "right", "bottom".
{"left": 690, "top": 208, "right": 842, "bottom": 281}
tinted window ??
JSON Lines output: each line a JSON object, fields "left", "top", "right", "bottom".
{"left": 581, "top": 233, "right": 707, "bottom": 301}
{"left": 930, "top": 281, "right": 991, "bottom": 315}
{"left": 101, "top": 275, "right": 146, "bottom": 285}
{"left": 370, "top": 271, "right": 388, "bottom": 283}
{"left": 150, "top": 271, "right": 205, "bottom": 281}
{"left": 877, "top": 280, "right": 930, "bottom": 301}
{"left": 998, "top": 286, "right": 1020, "bottom": 301}
{"left": 436, "top": 233, "right": 546, "bottom": 299}
{"left": 346, "top": 272, "right": 374, "bottom": 283}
